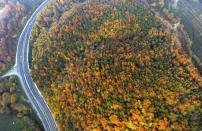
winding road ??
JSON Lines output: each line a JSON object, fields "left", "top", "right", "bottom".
{"left": 2, "top": 0, "right": 57, "bottom": 131}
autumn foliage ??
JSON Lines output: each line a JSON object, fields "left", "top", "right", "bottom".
{"left": 0, "top": 0, "right": 43, "bottom": 75}
{"left": 31, "top": 0, "right": 202, "bottom": 130}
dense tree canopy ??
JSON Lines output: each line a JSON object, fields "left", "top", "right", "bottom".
{"left": 31, "top": 0, "right": 202, "bottom": 130}
{"left": 0, "top": 0, "right": 43, "bottom": 75}
{"left": 0, "top": 77, "right": 43, "bottom": 130}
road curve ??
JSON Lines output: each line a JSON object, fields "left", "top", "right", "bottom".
{"left": 3, "top": 0, "right": 58, "bottom": 131}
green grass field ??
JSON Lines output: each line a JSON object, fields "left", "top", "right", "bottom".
{"left": 0, "top": 114, "right": 25, "bottom": 131}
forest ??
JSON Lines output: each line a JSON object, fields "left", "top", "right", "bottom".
{"left": 30, "top": 0, "right": 202, "bottom": 130}
{"left": 0, "top": 0, "right": 44, "bottom": 130}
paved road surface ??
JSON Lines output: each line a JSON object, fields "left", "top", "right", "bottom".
{"left": 3, "top": 0, "right": 57, "bottom": 131}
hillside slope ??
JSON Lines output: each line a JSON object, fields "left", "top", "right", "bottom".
{"left": 31, "top": 0, "right": 202, "bottom": 130}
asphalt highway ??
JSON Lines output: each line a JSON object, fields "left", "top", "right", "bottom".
{"left": 3, "top": 0, "right": 58, "bottom": 130}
